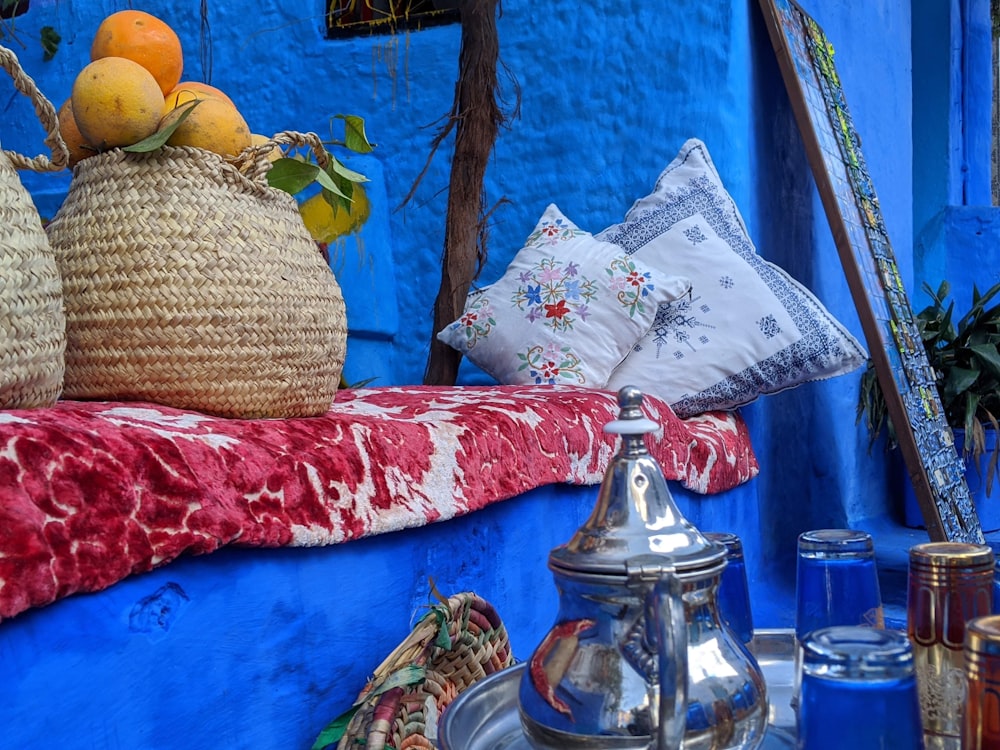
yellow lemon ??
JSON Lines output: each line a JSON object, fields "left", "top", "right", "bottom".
{"left": 298, "top": 187, "right": 371, "bottom": 242}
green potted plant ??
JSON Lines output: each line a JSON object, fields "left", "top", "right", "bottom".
{"left": 857, "top": 278, "right": 1000, "bottom": 528}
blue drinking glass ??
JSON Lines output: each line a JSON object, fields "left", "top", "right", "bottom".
{"left": 795, "top": 529, "right": 885, "bottom": 642}
{"left": 706, "top": 531, "right": 754, "bottom": 644}
{"left": 797, "top": 626, "right": 924, "bottom": 749}
{"left": 987, "top": 541, "right": 1000, "bottom": 615}
{"left": 993, "top": 555, "right": 1000, "bottom": 615}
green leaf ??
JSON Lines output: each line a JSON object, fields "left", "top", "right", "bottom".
{"left": 266, "top": 157, "right": 321, "bottom": 195}
{"left": 962, "top": 391, "right": 983, "bottom": 436}
{"left": 40, "top": 26, "right": 61, "bottom": 61}
{"left": 323, "top": 161, "right": 356, "bottom": 199}
{"left": 971, "top": 342, "right": 1000, "bottom": 378}
{"left": 336, "top": 114, "right": 375, "bottom": 154}
{"left": 313, "top": 164, "right": 351, "bottom": 200}
{"left": 327, "top": 153, "right": 369, "bottom": 183}
{"left": 322, "top": 158, "right": 368, "bottom": 213}
{"left": 123, "top": 100, "right": 200, "bottom": 153}
{"left": 943, "top": 366, "right": 981, "bottom": 404}
{"left": 322, "top": 187, "right": 353, "bottom": 215}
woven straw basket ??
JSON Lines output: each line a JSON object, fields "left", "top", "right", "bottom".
{"left": 323, "top": 592, "right": 514, "bottom": 750}
{"left": 45, "top": 131, "right": 347, "bottom": 419}
{"left": 0, "top": 45, "right": 68, "bottom": 409}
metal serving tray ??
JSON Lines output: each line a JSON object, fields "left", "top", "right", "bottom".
{"left": 439, "top": 629, "right": 797, "bottom": 750}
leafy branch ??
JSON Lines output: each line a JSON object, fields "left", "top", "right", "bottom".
{"left": 265, "top": 114, "right": 375, "bottom": 213}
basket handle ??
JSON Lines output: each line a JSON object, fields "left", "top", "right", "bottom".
{"left": 234, "top": 130, "right": 330, "bottom": 185}
{"left": 0, "top": 45, "right": 69, "bottom": 172}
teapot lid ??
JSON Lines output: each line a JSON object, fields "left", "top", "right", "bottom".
{"left": 549, "top": 386, "right": 725, "bottom": 578}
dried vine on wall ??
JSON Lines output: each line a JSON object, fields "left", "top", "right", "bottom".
{"left": 400, "top": 0, "right": 519, "bottom": 385}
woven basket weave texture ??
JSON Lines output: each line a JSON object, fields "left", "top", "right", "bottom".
{"left": 46, "top": 135, "right": 347, "bottom": 419}
{"left": 0, "top": 45, "right": 68, "bottom": 409}
{"left": 336, "top": 592, "right": 514, "bottom": 750}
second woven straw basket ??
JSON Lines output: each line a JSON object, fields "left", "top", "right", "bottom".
{"left": 0, "top": 45, "right": 68, "bottom": 409}
{"left": 46, "top": 131, "right": 348, "bottom": 419}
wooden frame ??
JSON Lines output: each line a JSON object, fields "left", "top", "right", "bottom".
{"left": 759, "top": 0, "right": 984, "bottom": 543}
{"left": 326, "top": 0, "right": 460, "bottom": 38}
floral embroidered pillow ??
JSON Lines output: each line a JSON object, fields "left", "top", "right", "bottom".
{"left": 599, "top": 138, "right": 867, "bottom": 416}
{"left": 437, "top": 204, "right": 691, "bottom": 388}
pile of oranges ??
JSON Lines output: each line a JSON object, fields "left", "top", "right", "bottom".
{"left": 61, "top": 10, "right": 256, "bottom": 167}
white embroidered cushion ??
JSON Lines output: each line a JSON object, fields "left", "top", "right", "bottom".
{"left": 600, "top": 138, "right": 867, "bottom": 416}
{"left": 437, "top": 203, "right": 691, "bottom": 388}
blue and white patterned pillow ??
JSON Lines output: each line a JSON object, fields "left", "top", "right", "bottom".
{"left": 600, "top": 139, "right": 867, "bottom": 417}
{"left": 437, "top": 204, "right": 691, "bottom": 388}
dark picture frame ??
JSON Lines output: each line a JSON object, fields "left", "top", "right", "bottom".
{"left": 759, "top": 0, "right": 984, "bottom": 543}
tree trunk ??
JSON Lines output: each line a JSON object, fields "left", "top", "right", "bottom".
{"left": 423, "top": 0, "right": 502, "bottom": 385}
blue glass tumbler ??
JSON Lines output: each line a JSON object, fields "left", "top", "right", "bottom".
{"left": 793, "top": 529, "right": 884, "bottom": 710}
{"left": 993, "top": 555, "right": 1000, "bottom": 615}
{"left": 706, "top": 531, "right": 754, "bottom": 644}
{"left": 795, "top": 529, "right": 885, "bottom": 640}
{"left": 797, "top": 626, "right": 925, "bottom": 749}
{"left": 989, "top": 541, "right": 1000, "bottom": 616}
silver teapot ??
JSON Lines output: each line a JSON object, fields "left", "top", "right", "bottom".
{"left": 517, "top": 386, "right": 768, "bottom": 750}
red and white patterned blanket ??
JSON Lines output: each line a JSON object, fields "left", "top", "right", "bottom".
{"left": 0, "top": 385, "right": 757, "bottom": 622}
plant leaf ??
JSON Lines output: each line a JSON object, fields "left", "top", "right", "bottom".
{"left": 321, "top": 187, "right": 353, "bottom": 215}
{"left": 336, "top": 114, "right": 375, "bottom": 153}
{"left": 266, "top": 157, "right": 321, "bottom": 195}
{"left": 971, "top": 342, "right": 1000, "bottom": 378}
{"left": 943, "top": 366, "right": 981, "bottom": 404}
{"left": 40, "top": 26, "right": 61, "bottom": 61}
{"left": 313, "top": 164, "right": 350, "bottom": 200}
{"left": 123, "top": 100, "right": 200, "bottom": 153}
{"left": 327, "top": 152, "right": 369, "bottom": 183}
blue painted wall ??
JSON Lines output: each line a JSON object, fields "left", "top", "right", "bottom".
{"left": 2, "top": 0, "right": 997, "bottom": 744}
{"left": 2, "top": 1, "right": 904, "bottom": 539}
{"left": 1, "top": 0, "right": 940, "bottom": 598}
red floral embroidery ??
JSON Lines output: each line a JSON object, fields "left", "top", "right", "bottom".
{"left": 544, "top": 300, "right": 570, "bottom": 319}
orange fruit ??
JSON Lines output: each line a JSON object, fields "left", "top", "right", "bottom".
{"left": 91, "top": 10, "right": 183, "bottom": 95}
{"left": 56, "top": 98, "right": 97, "bottom": 167}
{"left": 165, "top": 81, "right": 235, "bottom": 110}
{"left": 160, "top": 96, "right": 253, "bottom": 158}
{"left": 71, "top": 57, "right": 166, "bottom": 149}
{"left": 163, "top": 88, "right": 212, "bottom": 119}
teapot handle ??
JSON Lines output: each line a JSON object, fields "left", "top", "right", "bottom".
{"left": 625, "top": 555, "right": 688, "bottom": 750}
{"left": 649, "top": 570, "right": 688, "bottom": 750}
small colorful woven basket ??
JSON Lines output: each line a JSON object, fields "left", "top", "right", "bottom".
{"left": 314, "top": 592, "right": 514, "bottom": 750}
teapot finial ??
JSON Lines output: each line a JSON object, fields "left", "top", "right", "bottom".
{"left": 616, "top": 385, "right": 646, "bottom": 419}
{"left": 604, "top": 385, "right": 659, "bottom": 447}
